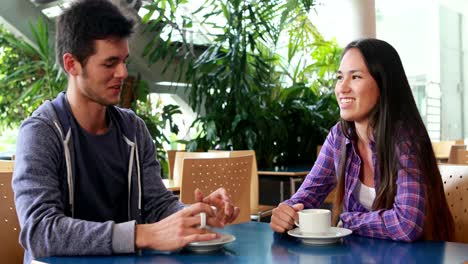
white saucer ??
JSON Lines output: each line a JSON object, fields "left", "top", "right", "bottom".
{"left": 185, "top": 233, "right": 236, "bottom": 252}
{"left": 287, "top": 227, "right": 352, "bottom": 245}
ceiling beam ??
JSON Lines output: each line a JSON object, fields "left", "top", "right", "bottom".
{"left": 0, "top": 0, "right": 53, "bottom": 44}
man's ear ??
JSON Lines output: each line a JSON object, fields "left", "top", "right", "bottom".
{"left": 63, "top": 53, "right": 81, "bottom": 76}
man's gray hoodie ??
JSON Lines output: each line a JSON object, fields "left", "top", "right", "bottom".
{"left": 12, "top": 92, "right": 184, "bottom": 263}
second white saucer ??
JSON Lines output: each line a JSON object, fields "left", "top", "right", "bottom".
{"left": 288, "top": 227, "right": 352, "bottom": 245}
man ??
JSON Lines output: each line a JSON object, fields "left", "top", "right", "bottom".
{"left": 12, "top": 0, "right": 239, "bottom": 262}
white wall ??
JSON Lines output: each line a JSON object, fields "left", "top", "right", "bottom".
{"left": 310, "top": 0, "right": 468, "bottom": 140}
{"left": 376, "top": 1, "right": 435, "bottom": 78}
{"left": 439, "top": 6, "right": 464, "bottom": 139}
{"left": 464, "top": 10, "right": 468, "bottom": 140}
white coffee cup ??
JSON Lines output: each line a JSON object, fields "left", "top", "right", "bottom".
{"left": 197, "top": 206, "right": 217, "bottom": 229}
{"left": 295, "top": 209, "right": 331, "bottom": 234}
{"left": 199, "top": 212, "right": 207, "bottom": 229}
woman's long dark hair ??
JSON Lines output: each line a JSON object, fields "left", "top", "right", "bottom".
{"left": 332, "top": 38, "right": 454, "bottom": 241}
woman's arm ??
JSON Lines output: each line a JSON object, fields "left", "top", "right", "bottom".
{"left": 340, "top": 140, "right": 426, "bottom": 242}
{"left": 284, "top": 125, "right": 340, "bottom": 208}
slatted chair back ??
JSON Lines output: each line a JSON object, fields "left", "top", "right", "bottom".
{"left": 0, "top": 172, "right": 23, "bottom": 264}
{"left": 167, "top": 150, "right": 185, "bottom": 180}
{"left": 209, "top": 150, "right": 275, "bottom": 221}
{"left": 0, "top": 160, "right": 15, "bottom": 173}
{"left": 448, "top": 148, "right": 468, "bottom": 165}
{"left": 432, "top": 141, "right": 457, "bottom": 162}
{"left": 229, "top": 150, "right": 275, "bottom": 221}
{"left": 180, "top": 156, "right": 252, "bottom": 224}
{"left": 173, "top": 152, "right": 230, "bottom": 187}
{"left": 438, "top": 164, "right": 468, "bottom": 243}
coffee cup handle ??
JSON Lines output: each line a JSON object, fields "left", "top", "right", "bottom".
{"left": 294, "top": 220, "right": 299, "bottom": 227}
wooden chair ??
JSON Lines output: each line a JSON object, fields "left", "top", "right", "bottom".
{"left": 448, "top": 147, "right": 468, "bottom": 165}
{"left": 0, "top": 172, "right": 23, "bottom": 264}
{"left": 438, "top": 164, "right": 468, "bottom": 243}
{"left": 209, "top": 150, "right": 275, "bottom": 221}
{"left": 0, "top": 160, "right": 15, "bottom": 173}
{"left": 173, "top": 152, "right": 230, "bottom": 187}
{"left": 180, "top": 155, "right": 253, "bottom": 224}
{"left": 228, "top": 150, "right": 275, "bottom": 222}
{"left": 167, "top": 150, "right": 185, "bottom": 180}
{"left": 432, "top": 141, "right": 458, "bottom": 163}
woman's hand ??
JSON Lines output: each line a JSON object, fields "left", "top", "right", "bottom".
{"left": 270, "top": 203, "right": 304, "bottom": 233}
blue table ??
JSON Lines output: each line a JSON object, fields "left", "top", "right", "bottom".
{"left": 35, "top": 222, "right": 468, "bottom": 263}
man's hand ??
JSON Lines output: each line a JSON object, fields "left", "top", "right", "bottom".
{"left": 195, "top": 188, "right": 240, "bottom": 225}
{"left": 270, "top": 203, "right": 304, "bottom": 233}
{"left": 135, "top": 203, "right": 221, "bottom": 251}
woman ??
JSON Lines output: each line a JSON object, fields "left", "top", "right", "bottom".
{"left": 270, "top": 38, "right": 454, "bottom": 242}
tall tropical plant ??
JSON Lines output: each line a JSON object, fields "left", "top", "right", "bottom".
{"left": 0, "top": 19, "right": 66, "bottom": 129}
{"left": 142, "top": 0, "right": 341, "bottom": 167}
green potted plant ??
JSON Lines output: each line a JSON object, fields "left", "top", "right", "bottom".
{"left": 141, "top": 0, "right": 341, "bottom": 167}
{"left": 0, "top": 19, "right": 66, "bottom": 128}
{"left": 120, "top": 75, "right": 182, "bottom": 177}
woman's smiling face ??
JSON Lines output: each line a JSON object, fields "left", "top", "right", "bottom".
{"left": 335, "top": 48, "right": 380, "bottom": 125}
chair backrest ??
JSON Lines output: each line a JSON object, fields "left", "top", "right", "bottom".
{"left": 167, "top": 150, "right": 185, "bottom": 180}
{"left": 173, "top": 152, "right": 230, "bottom": 187}
{"left": 0, "top": 160, "right": 15, "bottom": 173}
{"left": 208, "top": 150, "right": 262, "bottom": 211}
{"left": 438, "top": 164, "right": 468, "bottom": 243}
{"left": 227, "top": 150, "right": 259, "bottom": 212}
{"left": 448, "top": 147, "right": 468, "bottom": 165}
{"left": 180, "top": 155, "right": 252, "bottom": 224}
{"left": 0, "top": 172, "right": 23, "bottom": 264}
{"left": 209, "top": 150, "right": 271, "bottom": 216}
{"left": 432, "top": 141, "right": 457, "bottom": 161}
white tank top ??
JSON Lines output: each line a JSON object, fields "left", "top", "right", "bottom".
{"left": 354, "top": 180, "right": 376, "bottom": 210}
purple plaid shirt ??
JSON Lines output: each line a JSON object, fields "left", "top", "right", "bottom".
{"left": 285, "top": 123, "right": 426, "bottom": 242}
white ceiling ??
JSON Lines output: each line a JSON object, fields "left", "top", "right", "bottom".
{"left": 440, "top": 0, "right": 468, "bottom": 14}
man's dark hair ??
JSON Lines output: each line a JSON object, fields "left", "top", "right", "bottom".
{"left": 56, "top": 0, "right": 135, "bottom": 71}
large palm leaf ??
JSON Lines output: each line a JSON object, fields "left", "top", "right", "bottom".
{"left": 0, "top": 19, "right": 66, "bottom": 128}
